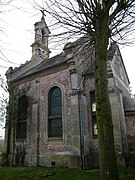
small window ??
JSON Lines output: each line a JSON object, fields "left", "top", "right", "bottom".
{"left": 90, "top": 91, "right": 98, "bottom": 137}
{"left": 48, "top": 87, "right": 62, "bottom": 138}
{"left": 38, "top": 48, "right": 41, "bottom": 55}
{"left": 41, "top": 29, "right": 45, "bottom": 42}
{"left": 16, "top": 95, "right": 28, "bottom": 139}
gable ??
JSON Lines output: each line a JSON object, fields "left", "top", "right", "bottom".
{"left": 108, "top": 43, "right": 130, "bottom": 96}
{"left": 109, "top": 43, "right": 130, "bottom": 84}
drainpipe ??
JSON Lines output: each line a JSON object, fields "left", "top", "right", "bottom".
{"left": 77, "top": 77, "right": 85, "bottom": 169}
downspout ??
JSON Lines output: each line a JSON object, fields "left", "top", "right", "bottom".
{"left": 77, "top": 77, "right": 85, "bottom": 170}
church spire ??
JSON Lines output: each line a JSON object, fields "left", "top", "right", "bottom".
{"left": 31, "top": 11, "right": 50, "bottom": 60}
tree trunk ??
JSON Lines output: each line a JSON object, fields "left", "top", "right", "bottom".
{"left": 95, "top": 17, "right": 119, "bottom": 180}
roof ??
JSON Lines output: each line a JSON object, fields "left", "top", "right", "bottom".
{"left": 6, "top": 37, "right": 130, "bottom": 85}
{"left": 123, "top": 96, "right": 135, "bottom": 113}
{"left": 20, "top": 52, "right": 67, "bottom": 78}
{"left": 7, "top": 35, "right": 90, "bottom": 82}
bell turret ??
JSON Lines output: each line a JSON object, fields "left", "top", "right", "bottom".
{"left": 31, "top": 12, "right": 50, "bottom": 60}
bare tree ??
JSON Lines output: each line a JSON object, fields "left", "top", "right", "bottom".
{"left": 0, "top": 0, "right": 13, "bottom": 68}
{"left": 0, "top": 1, "right": 16, "bottom": 140}
{"left": 0, "top": 75, "right": 8, "bottom": 139}
{"left": 0, "top": 0, "right": 30, "bottom": 70}
{"left": 31, "top": 0, "right": 135, "bottom": 180}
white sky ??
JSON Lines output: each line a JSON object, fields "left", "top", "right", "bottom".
{"left": 0, "top": 0, "right": 135, "bottom": 92}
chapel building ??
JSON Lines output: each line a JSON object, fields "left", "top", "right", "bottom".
{"left": 5, "top": 15, "right": 135, "bottom": 168}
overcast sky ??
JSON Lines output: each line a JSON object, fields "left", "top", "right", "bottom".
{"left": 0, "top": 0, "right": 135, "bottom": 94}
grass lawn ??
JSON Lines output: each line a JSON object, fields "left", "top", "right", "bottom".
{"left": 0, "top": 166, "right": 135, "bottom": 180}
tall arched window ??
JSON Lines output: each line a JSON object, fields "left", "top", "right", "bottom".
{"left": 16, "top": 95, "right": 28, "bottom": 139}
{"left": 48, "top": 87, "right": 62, "bottom": 138}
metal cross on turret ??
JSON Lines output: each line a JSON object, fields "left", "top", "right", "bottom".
{"left": 40, "top": 9, "right": 46, "bottom": 20}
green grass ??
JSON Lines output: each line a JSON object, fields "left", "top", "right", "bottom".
{"left": 0, "top": 167, "right": 135, "bottom": 180}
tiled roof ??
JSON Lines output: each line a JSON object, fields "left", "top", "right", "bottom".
{"left": 25, "top": 52, "right": 67, "bottom": 76}
{"left": 12, "top": 52, "right": 67, "bottom": 80}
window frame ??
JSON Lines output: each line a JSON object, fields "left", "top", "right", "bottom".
{"left": 16, "top": 95, "right": 28, "bottom": 140}
{"left": 48, "top": 86, "right": 63, "bottom": 138}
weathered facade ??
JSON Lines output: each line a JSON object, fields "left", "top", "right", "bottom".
{"left": 5, "top": 16, "right": 135, "bottom": 168}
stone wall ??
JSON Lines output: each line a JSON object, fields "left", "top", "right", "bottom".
{"left": 8, "top": 66, "right": 90, "bottom": 168}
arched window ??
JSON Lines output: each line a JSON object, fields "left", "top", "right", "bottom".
{"left": 48, "top": 87, "right": 62, "bottom": 138}
{"left": 16, "top": 95, "right": 28, "bottom": 139}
